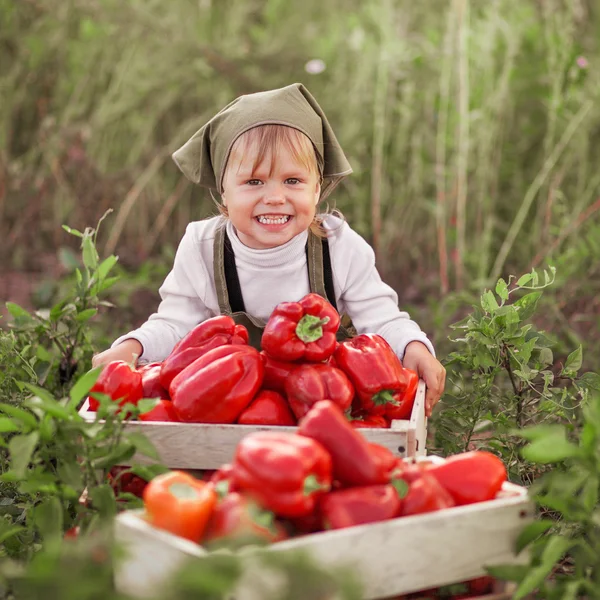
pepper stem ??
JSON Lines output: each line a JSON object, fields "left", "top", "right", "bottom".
{"left": 303, "top": 474, "right": 329, "bottom": 496}
{"left": 295, "top": 315, "right": 330, "bottom": 343}
{"left": 372, "top": 390, "right": 398, "bottom": 406}
{"left": 168, "top": 482, "right": 199, "bottom": 499}
{"left": 390, "top": 477, "right": 409, "bottom": 499}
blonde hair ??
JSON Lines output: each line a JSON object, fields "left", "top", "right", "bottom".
{"left": 219, "top": 124, "right": 340, "bottom": 237}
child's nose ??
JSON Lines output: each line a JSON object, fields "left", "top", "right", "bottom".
{"left": 263, "top": 184, "right": 286, "bottom": 204}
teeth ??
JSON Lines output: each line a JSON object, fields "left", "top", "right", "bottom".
{"left": 257, "top": 215, "right": 290, "bottom": 225}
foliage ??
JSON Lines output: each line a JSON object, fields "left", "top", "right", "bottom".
{"left": 489, "top": 391, "right": 600, "bottom": 599}
{"left": 3, "top": 210, "right": 118, "bottom": 399}
{"left": 432, "top": 266, "right": 596, "bottom": 484}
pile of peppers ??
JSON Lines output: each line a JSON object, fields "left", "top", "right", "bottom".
{"left": 87, "top": 293, "right": 419, "bottom": 427}
{"left": 140, "top": 400, "right": 508, "bottom": 550}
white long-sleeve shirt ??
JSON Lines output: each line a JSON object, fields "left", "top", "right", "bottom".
{"left": 112, "top": 215, "right": 435, "bottom": 362}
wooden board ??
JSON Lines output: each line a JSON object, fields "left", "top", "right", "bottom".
{"left": 114, "top": 477, "right": 533, "bottom": 599}
{"left": 79, "top": 380, "right": 428, "bottom": 468}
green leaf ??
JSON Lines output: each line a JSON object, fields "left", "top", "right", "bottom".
{"left": 91, "top": 443, "right": 136, "bottom": 469}
{"left": 495, "top": 278, "right": 509, "bottom": 301}
{"left": 0, "top": 521, "right": 25, "bottom": 545}
{"left": 538, "top": 348, "right": 553, "bottom": 368}
{"left": 514, "top": 424, "right": 565, "bottom": 442}
{"left": 25, "top": 395, "right": 72, "bottom": 421}
{"left": 57, "top": 459, "right": 84, "bottom": 489}
{"left": 521, "top": 432, "right": 581, "bottom": 464}
{"left": 514, "top": 292, "right": 542, "bottom": 320}
{"left": 96, "top": 255, "right": 119, "bottom": 280}
{"left": 6, "top": 302, "right": 33, "bottom": 322}
{"left": 137, "top": 398, "right": 160, "bottom": 413}
{"left": 68, "top": 367, "right": 101, "bottom": 408}
{"left": 0, "top": 418, "right": 21, "bottom": 433}
{"left": 82, "top": 234, "right": 98, "bottom": 270}
{"left": 562, "top": 346, "right": 583, "bottom": 375}
{"left": 579, "top": 372, "right": 600, "bottom": 391}
{"left": 62, "top": 224, "right": 84, "bottom": 238}
{"left": 89, "top": 484, "right": 117, "bottom": 518}
{"left": 126, "top": 431, "right": 160, "bottom": 461}
{"left": 33, "top": 496, "right": 63, "bottom": 542}
{"left": 486, "top": 564, "right": 529, "bottom": 582}
{"left": 514, "top": 535, "right": 573, "bottom": 600}
{"left": 21, "top": 382, "right": 57, "bottom": 405}
{"left": 9, "top": 432, "right": 39, "bottom": 478}
{"left": 481, "top": 290, "right": 499, "bottom": 313}
{"left": 0, "top": 403, "right": 37, "bottom": 429}
{"left": 516, "top": 273, "right": 533, "bottom": 287}
{"left": 515, "top": 519, "right": 555, "bottom": 553}
{"left": 581, "top": 475, "right": 598, "bottom": 513}
{"left": 76, "top": 308, "right": 98, "bottom": 322}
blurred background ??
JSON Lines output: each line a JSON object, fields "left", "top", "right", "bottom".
{"left": 1, "top": 0, "right": 599, "bottom": 368}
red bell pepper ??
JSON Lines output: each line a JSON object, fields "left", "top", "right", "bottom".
{"left": 209, "top": 464, "right": 237, "bottom": 497}
{"left": 170, "top": 345, "right": 263, "bottom": 423}
{"left": 159, "top": 316, "right": 249, "bottom": 389}
{"left": 203, "top": 492, "right": 287, "bottom": 549}
{"left": 237, "top": 390, "right": 296, "bottom": 426}
{"left": 368, "top": 443, "right": 401, "bottom": 481}
{"left": 231, "top": 431, "right": 332, "bottom": 518}
{"left": 139, "top": 399, "right": 180, "bottom": 422}
{"left": 285, "top": 364, "right": 354, "bottom": 420}
{"left": 349, "top": 414, "right": 390, "bottom": 429}
{"left": 385, "top": 368, "right": 418, "bottom": 421}
{"left": 138, "top": 362, "right": 170, "bottom": 400}
{"left": 143, "top": 471, "right": 217, "bottom": 542}
{"left": 426, "top": 451, "right": 507, "bottom": 505}
{"left": 298, "top": 400, "right": 393, "bottom": 487}
{"left": 260, "top": 352, "right": 298, "bottom": 394}
{"left": 320, "top": 483, "right": 403, "bottom": 530}
{"left": 88, "top": 360, "right": 143, "bottom": 411}
{"left": 400, "top": 473, "right": 455, "bottom": 516}
{"left": 107, "top": 466, "right": 148, "bottom": 499}
{"left": 334, "top": 334, "right": 407, "bottom": 415}
{"left": 261, "top": 293, "right": 340, "bottom": 362}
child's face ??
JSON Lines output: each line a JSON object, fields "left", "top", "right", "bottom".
{"left": 221, "top": 141, "right": 321, "bottom": 249}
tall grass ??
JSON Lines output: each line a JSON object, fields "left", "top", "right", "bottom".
{"left": 2, "top": 0, "right": 600, "bottom": 296}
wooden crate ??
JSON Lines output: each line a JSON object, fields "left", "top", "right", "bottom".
{"left": 78, "top": 380, "right": 428, "bottom": 468}
{"left": 113, "top": 477, "right": 533, "bottom": 599}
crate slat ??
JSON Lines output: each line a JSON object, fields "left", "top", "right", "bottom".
{"left": 79, "top": 381, "right": 428, "bottom": 468}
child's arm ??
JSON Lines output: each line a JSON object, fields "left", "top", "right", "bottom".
{"left": 92, "top": 223, "right": 213, "bottom": 367}
{"left": 331, "top": 223, "right": 446, "bottom": 415}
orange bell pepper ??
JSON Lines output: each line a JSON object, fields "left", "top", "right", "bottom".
{"left": 143, "top": 471, "right": 217, "bottom": 542}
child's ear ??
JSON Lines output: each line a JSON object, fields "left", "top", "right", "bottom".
{"left": 221, "top": 194, "right": 227, "bottom": 207}
{"left": 314, "top": 182, "right": 321, "bottom": 205}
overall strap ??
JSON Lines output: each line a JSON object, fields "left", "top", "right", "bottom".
{"left": 306, "top": 231, "right": 338, "bottom": 311}
{"left": 213, "top": 222, "right": 245, "bottom": 314}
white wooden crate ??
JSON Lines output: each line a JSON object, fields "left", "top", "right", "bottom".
{"left": 78, "top": 380, "right": 428, "bottom": 468}
{"left": 113, "top": 474, "right": 533, "bottom": 599}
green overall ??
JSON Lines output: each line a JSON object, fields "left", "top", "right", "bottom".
{"left": 213, "top": 221, "right": 355, "bottom": 350}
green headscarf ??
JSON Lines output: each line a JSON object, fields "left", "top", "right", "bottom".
{"left": 172, "top": 83, "right": 352, "bottom": 199}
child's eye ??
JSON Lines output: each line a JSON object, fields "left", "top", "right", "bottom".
{"left": 285, "top": 178, "right": 301, "bottom": 185}
{"left": 246, "top": 179, "right": 262, "bottom": 186}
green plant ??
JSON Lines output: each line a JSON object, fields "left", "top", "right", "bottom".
{"left": 433, "top": 266, "right": 592, "bottom": 484}
{"left": 4, "top": 210, "right": 118, "bottom": 399}
{"left": 489, "top": 388, "right": 600, "bottom": 599}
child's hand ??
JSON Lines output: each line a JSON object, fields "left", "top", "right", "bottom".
{"left": 402, "top": 341, "right": 446, "bottom": 418}
{"left": 91, "top": 339, "right": 143, "bottom": 369}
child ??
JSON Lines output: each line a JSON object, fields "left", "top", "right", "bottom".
{"left": 92, "top": 83, "right": 445, "bottom": 416}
